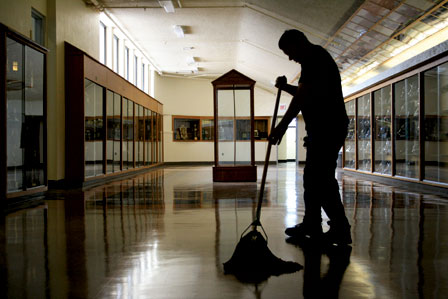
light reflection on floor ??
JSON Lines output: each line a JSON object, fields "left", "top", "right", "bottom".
{"left": 1, "top": 163, "right": 448, "bottom": 298}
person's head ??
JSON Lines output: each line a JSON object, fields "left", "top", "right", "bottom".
{"left": 278, "top": 29, "right": 311, "bottom": 63}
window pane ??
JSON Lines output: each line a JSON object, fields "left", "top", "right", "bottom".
{"left": 31, "top": 10, "right": 44, "bottom": 46}
{"left": 106, "top": 90, "right": 120, "bottom": 173}
{"left": 217, "top": 90, "right": 251, "bottom": 165}
{"left": 158, "top": 114, "right": 163, "bottom": 163}
{"left": 24, "top": 46, "right": 45, "bottom": 187}
{"left": 357, "top": 94, "right": 371, "bottom": 171}
{"left": 85, "top": 79, "right": 104, "bottom": 177}
{"left": 137, "top": 105, "right": 144, "bottom": 167}
{"left": 99, "top": 22, "right": 106, "bottom": 64}
{"left": 123, "top": 99, "right": 134, "bottom": 169}
{"left": 344, "top": 100, "right": 356, "bottom": 169}
{"left": 113, "top": 35, "right": 119, "bottom": 72}
{"left": 6, "top": 38, "right": 24, "bottom": 192}
{"left": 114, "top": 93, "right": 121, "bottom": 170}
{"left": 125, "top": 47, "right": 129, "bottom": 80}
{"left": 424, "top": 63, "right": 448, "bottom": 183}
{"left": 394, "top": 75, "right": 419, "bottom": 178}
{"left": 152, "top": 112, "right": 157, "bottom": 163}
{"left": 202, "top": 119, "right": 214, "bottom": 140}
{"left": 145, "top": 109, "right": 152, "bottom": 165}
{"left": 373, "top": 85, "right": 392, "bottom": 174}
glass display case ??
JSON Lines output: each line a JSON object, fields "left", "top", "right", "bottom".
{"left": 1, "top": 24, "right": 47, "bottom": 199}
{"left": 65, "top": 42, "right": 163, "bottom": 187}
{"left": 424, "top": 63, "right": 448, "bottom": 183}
{"left": 212, "top": 70, "right": 256, "bottom": 182}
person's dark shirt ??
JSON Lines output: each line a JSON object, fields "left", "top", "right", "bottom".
{"left": 298, "top": 44, "right": 349, "bottom": 141}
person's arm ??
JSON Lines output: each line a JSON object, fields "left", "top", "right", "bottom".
{"left": 269, "top": 82, "right": 308, "bottom": 145}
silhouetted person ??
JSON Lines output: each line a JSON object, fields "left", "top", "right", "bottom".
{"left": 269, "top": 29, "right": 351, "bottom": 246}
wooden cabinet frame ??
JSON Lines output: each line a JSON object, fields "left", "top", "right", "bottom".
{"left": 212, "top": 69, "right": 257, "bottom": 182}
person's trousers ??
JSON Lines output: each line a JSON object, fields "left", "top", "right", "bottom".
{"left": 302, "top": 134, "right": 349, "bottom": 227}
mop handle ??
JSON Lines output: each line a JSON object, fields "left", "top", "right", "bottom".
{"left": 255, "top": 88, "right": 282, "bottom": 222}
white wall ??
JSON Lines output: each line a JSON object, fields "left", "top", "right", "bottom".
{"left": 154, "top": 74, "right": 290, "bottom": 163}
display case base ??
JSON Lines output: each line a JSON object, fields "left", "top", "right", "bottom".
{"left": 213, "top": 166, "right": 257, "bottom": 182}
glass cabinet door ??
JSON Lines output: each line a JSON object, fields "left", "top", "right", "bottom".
{"left": 424, "top": 63, "right": 448, "bottom": 183}
{"left": 344, "top": 101, "right": 356, "bottom": 169}
{"left": 373, "top": 86, "right": 392, "bottom": 174}
{"left": 394, "top": 75, "right": 419, "bottom": 178}
{"left": 357, "top": 94, "right": 371, "bottom": 172}
{"left": 6, "top": 38, "right": 46, "bottom": 192}
{"left": 85, "top": 79, "right": 104, "bottom": 177}
{"left": 217, "top": 89, "right": 251, "bottom": 165}
{"left": 6, "top": 38, "right": 24, "bottom": 192}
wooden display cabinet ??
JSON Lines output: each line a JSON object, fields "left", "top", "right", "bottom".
{"left": 1, "top": 23, "right": 48, "bottom": 200}
{"left": 212, "top": 69, "right": 257, "bottom": 182}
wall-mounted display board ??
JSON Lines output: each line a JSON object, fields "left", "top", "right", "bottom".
{"left": 212, "top": 69, "right": 256, "bottom": 182}
{"left": 0, "top": 23, "right": 48, "bottom": 200}
{"left": 65, "top": 43, "right": 163, "bottom": 187}
{"left": 172, "top": 115, "right": 269, "bottom": 142}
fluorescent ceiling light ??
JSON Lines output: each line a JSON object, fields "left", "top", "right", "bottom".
{"left": 186, "top": 56, "right": 196, "bottom": 65}
{"left": 173, "top": 25, "right": 184, "bottom": 38}
{"left": 159, "top": 1, "right": 175, "bottom": 13}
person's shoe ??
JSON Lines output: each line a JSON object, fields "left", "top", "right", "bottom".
{"left": 285, "top": 222, "right": 323, "bottom": 240}
{"left": 323, "top": 221, "right": 352, "bottom": 246}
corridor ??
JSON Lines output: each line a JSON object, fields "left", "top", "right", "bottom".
{"left": 1, "top": 164, "right": 447, "bottom": 298}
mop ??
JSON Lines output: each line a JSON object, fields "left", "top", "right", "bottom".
{"left": 223, "top": 88, "right": 303, "bottom": 283}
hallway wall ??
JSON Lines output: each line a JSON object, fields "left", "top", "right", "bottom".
{"left": 154, "top": 74, "right": 292, "bottom": 163}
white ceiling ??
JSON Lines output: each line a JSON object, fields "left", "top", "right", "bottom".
{"left": 91, "top": 0, "right": 448, "bottom": 93}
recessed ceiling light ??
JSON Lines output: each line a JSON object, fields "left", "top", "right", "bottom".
{"left": 186, "top": 56, "right": 196, "bottom": 65}
{"left": 173, "top": 25, "right": 184, "bottom": 38}
{"left": 159, "top": 1, "right": 175, "bottom": 13}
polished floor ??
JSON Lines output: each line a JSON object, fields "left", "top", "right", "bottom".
{"left": 1, "top": 163, "right": 448, "bottom": 298}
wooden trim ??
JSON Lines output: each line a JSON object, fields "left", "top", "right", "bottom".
{"left": 6, "top": 186, "right": 48, "bottom": 199}
{"left": 65, "top": 42, "right": 162, "bottom": 113}
{"left": 65, "top": 43, "right": 86, "bottom": 182}
{"left": 0, "top": 28, "right": 6, "bottom": 198}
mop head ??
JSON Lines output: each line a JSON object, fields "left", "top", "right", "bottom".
{"left": 224, "top": 230, "right": 303, "bottom": 283}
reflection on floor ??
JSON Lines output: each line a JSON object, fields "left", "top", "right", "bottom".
{"left": 1, "top": 164, "right": 448, "bottom": 298}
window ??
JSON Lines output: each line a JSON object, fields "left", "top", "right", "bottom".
{"left": 125, "top": 47, "right": 129, "bottom": 80}
{"left": 134, "top": 55, "right": 138, "bottom": 86}
{"left": 31, "top": 9, "right": 45, "bottom": 46}
{"left": 142, "top": 63, "right": 146, "bottom": 91}
{"left": 99, "top": 22, "right": 106, "bottom": 64}
{"left": 113, "top": 35, "right": 119, "bottom": 72}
